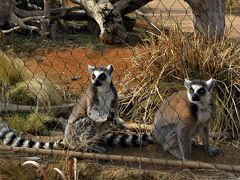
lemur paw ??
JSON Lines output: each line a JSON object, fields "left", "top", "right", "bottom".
{"left": 107, "top": 110, "right": 126, "bottom": 129}
{"left": 208, "top": 146, "right": 223, "bottom": 156}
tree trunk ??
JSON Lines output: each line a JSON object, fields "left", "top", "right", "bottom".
{"left": 0, "top": 0, "right": 11, "bottom": 27}
{"left": 0, "top": 0, "right": 151, "bottom": 44}
{"left": 73, "top": 0, "right": 152, "bottom": 44}
{"left": 41, "top": 0, "right": 51, "bottom": 39}
{"left": 185, "top": 0, "right": 227, "bottom": 41}
{"left": 73, "top": 0, "right": 124, "bottom": 44}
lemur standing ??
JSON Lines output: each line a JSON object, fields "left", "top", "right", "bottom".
{"left": 152, "top": 78, "right": 221, "bottom": 160}
{"left": 0, "top": 64, "right": 151, "bottom": 153}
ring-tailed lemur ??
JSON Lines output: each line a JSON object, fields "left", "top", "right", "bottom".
{"left": 0, "top": 64, "right": 152, "bottom": 153}
{"left": 152, "top": 78, "right": 222, "bottom": 160}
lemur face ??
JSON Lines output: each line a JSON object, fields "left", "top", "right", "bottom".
{"left": 184, "top": 78, "right": 214, "bottom": 104}
{"left": 88, "top": 64, "right": 113, "bottom": 87}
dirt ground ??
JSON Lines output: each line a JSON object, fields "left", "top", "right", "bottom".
{"left": 105, "top": 143, "right": 240, "bottom": 178}
{"left": 2, "top": 0, "right": 240, "bottom": 178}
{"left": 107, "top": 143, "right": 240, "bottom": 167}
{"left": 24, "top": 47, "right": 138, "bottom": 93}
{"left": 22, "top": 46, "right": 240, "bottom": 178}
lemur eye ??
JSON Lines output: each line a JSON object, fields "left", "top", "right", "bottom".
{"left": 189, "top": 87, "right": 194, "bottom": 94}
{"left": 92, "top": 74, "right": 96, "bottom": 79}
{"left": 197, "top": 88, "right": 205, "bottom": 95}
{"left": 98, "top": 73, "right": 106, "bottom": 80}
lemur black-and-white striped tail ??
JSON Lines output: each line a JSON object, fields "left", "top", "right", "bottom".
{"left": 102, "top": 132, "right": 153, "bottom": 147}
{"left": 0, "top": 123, "right": 63, "bottom": 149}
{"left": 0, "top": 123, "right": 153, "bottom": 150}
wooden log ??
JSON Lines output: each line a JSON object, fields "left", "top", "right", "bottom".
{"left": 40, "top": 0, "right": 51, "bottom": 39}
{"left": 0, "top": 0, "right": 11, "bottom": 26}
{"left": 0, "top": 102, "right": 74, "bottom": 117}
{"left": 0, "top": 145, "right": 240, "bottom": 173}
{"left": 0, "top": 0, "right": 41, "bottom": 33}
{"left": 73, "top": 0, "right": 152, "bottom": 44}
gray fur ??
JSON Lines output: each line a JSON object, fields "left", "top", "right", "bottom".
{"left": 64, "top": 64, "right": 152, "bottom": 152}
{"left": 64, "top": 64, "right": 124, "bottom": 152}
{"left": 0, "top": 65, "right": 151, "bottom": 152}
{"left": 152, "top": 78, "right": 221, "bottom": 160}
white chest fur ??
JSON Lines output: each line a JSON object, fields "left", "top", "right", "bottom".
{"left": 96, "top": 90, "right": 114, "bottom": 115}
{"left": 197, "top": 108, "right": 212, "bottom": 123}
{"left": 191, "top": 105, "right": 213, "bottom": 136}
{"left": 197, "top": 100, "right": 214, "bottom": 123}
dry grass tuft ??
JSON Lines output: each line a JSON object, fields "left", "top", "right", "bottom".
{"left": 78, "top": 162, "right": 167, "bottom": 179}
{"left": 0, "top": 158, "right": 61, "bottom": 180}
{"left": 0, "top": 158, "right": 238, "bottom": 180}
{"left": 164, "top": 168, "right": 239, "bottom": 180}
{"left": 0, "top": 160, "right": 37, "bottom": 180}
{"left": 120, "top": 29, "right": 240, "bottom": 140}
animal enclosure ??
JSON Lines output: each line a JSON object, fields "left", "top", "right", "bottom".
{"left": 0, "top": 0, "right": 240, "bottom": 179}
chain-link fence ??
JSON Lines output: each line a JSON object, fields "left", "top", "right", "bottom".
{"left": 0, "top": 0, "right": 240, "bottom": 179}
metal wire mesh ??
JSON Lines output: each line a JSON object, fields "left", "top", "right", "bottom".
{"left": 0, "top": 0, "right": 240, "bottom": 179}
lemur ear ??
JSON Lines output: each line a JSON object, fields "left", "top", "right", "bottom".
{"left": 206, "top": 78, "right": 214, "bottom": 91}
{"left": 107, "top": 64, "right": 114, "bottom": 75}
{"left": 88, "top": 65, "right": 95, "bottom": 73}
{"left": 184, "top": 79, "right": 191, "bottom": 89}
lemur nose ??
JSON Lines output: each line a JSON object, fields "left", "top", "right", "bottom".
{"left": 192, "top": 94, "right": 200, "bottom": 101}
{"left": 93, "top": 80, "right": 102, "bottom": 86}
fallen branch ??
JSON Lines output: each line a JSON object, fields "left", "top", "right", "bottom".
{"left": 14, "top": 6, "right": 83, "bottom": 18}
{"left": 72, "top": 0, "right": 152, "bottom": 44}
{"left": 114, "top": 0, "right": 152, "bottom": 16}
{"left": 10, "top": 10, "right": 41, "bottom": 33}
{"left": 1, "top": 26, "right": 20, "bottom": 34}
{"left": 7, "top": 5, "right": 85, "bottom": 36}
{"left": 135, "top": 10, "right": 163, "bottom": 34}
{"left": 14, "top": 7, "right": 43, "bottom": 18}
{"left": 0, "top": 102, "right": 75, "bottom": 116}
{"left": 22, "top": 16, "right": 43, "bottom": 22}
{"left": 0, "top": 145, "right": 240, "bottom": 172}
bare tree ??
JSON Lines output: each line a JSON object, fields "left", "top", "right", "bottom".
{"left": 185, "top": 0, "right": 227, "bottom": 41}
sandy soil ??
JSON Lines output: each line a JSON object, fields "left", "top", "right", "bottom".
{"left": 142, "top": 0, "right": 240, "bottom": 39}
